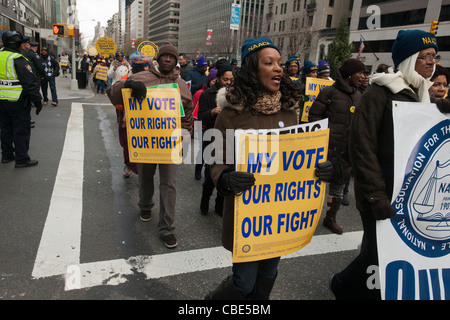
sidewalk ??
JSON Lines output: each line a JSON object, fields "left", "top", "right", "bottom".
{"left": 55, "top": 73, "right": 95, "bottom": 101}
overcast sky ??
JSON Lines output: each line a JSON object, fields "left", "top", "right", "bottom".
{"left": 76, "top": 0, "right": 119, "bottom": 44}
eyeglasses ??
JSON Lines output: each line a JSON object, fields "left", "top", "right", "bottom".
{"left": 417, "top": 54, "right": 437, "bottom": 62}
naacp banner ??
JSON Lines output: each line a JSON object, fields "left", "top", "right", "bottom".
{"left": 377, "top": 101, "right": 450, "bottom": 300}
{"left": 122, "top": 87, "right": 182, "bottom": 164}
{"left": 233, "top": 121, "right": 329, "bottom": 263}
{"left": 301, "top": 77, "right": 334, "bottom": 122}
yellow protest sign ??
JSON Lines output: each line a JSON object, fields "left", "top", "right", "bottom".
{"left": 233, "top": 127, "right": 329, "bottom": 263}
{"left": 122, "top": 88, "right": 182, "bottom": 164}
{"left": 301, "top": 78, "right": 334, "bottom": 122}
{"left": 137, "top": 41, "right": 159, "bottom": 59}
{"left": 95, "top": 37, "right": 117, "bottom": 57}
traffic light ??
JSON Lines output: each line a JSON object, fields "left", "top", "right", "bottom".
{"left": 430, "top": 20, "right": 439, "bottom": 35}
{"left": 53, "top": 24, "right": 65, "bottom": 37}
{"left": 68, "top": 24, "right": 74, "bottom": 37}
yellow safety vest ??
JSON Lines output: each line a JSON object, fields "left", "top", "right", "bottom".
{"left": 0, "top": 50, "right": 24, "bottom": 101}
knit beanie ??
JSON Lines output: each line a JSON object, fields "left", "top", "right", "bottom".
{"left": 156, "top": 42, "right": 178, "bottom": 61}
{"left": 207, "top": 68, "right": 218, "bottom": 82}
{"left": 286, "top": 56, "right": 300, "bottom": 68}
{"left": 241, "top": 37, "right": 280, "bottom": 63}
{"left": 318, "top": 64, "right": 331, "bottom": 75}
{"left": 339, "top": 58, "right": 366, "bottom": 78}
{"left": 129, "top": 51, "right": 151, "bottom": 67}
{"left": 318, "top": 60, "right": 330, "bottom": 68}
{"left": 392, "top": 29, "right": 438, "bottom": 68}
{"left": 302, "top": 60, "right": 317, "bottom": 75}
{"left": 196, "top": 56, "right": 207, "bottom": 67}
{"left": 215, "top": 59, "right": 233, "bottom": 76}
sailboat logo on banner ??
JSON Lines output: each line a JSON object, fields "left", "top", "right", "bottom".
{"left": 391, "top": 120, "right": 450, "bottom": 258}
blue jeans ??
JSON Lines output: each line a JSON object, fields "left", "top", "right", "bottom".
{"left": 41, "top": 76, "right": 58, "bottom": 103}
{"left": 232, "top": 257, "right": 280, "bottom": 297}
{"left": 96, "top": 80, "right": 106, "bottom": 94}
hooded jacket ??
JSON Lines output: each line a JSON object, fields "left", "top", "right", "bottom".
{"left": 107, "top": 63, "right": 194, "bottom": 134}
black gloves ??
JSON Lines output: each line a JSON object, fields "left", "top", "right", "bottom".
{"left": 34, "top": 100, "right": 42, "bottom": 115}
{"left": 125, "top": 80, "right": 147, "bottom": 99}
{"left": 368, "top": 198, "right": 396, "bottom": 220}
{"left": 315, "top": 161, "right": 333, "bottom": 182}
{"left": 219, "top": 171, "right": 255, "bottom": 196}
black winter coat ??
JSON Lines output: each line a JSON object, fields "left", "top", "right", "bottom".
{"left": 308, "top": 69, "right": 362, "bottom": 185}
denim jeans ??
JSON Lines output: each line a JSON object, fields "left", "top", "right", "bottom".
{"left": 96, "top": 80, "right": 105, "bottom": 94}
{"left": 232, "top": 257, "right": 280, "bottom": 297}
{"left": 41, "top": 76, "right": 58, "bottom": 103}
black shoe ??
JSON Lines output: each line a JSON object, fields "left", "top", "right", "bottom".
{"left": 139, "top": 210, "right": 151, "bottom": 222}
{"left": 341, "top": 193, "right": 349, "bottom": 206}
{"left": 1, "top": 158, "right": 14, "bottom": 164}
{"left": 15, "top": 160, "right": 38, "bottom": 168}
{"left": 200, "top": 194, "right": 209, "bottom": 215}
{"left": 161, "top": 234, "right": 177, "bottom": 249}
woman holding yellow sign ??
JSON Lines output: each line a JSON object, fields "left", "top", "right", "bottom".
{"left": 205, "top": 37, "right": 333, "bottom": 300}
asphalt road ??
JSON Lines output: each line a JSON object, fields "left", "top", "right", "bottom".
{"left": 0, "top": 80, "right": 365, "bottom": 311}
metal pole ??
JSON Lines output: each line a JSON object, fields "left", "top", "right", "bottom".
{"left": 71, "top": 36, "right": 78, "bottom": 91}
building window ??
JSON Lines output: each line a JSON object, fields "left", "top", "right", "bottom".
{"left": 326, "top": 15, "right": 332, "bottom": 28}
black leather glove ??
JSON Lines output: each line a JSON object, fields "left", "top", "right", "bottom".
{"left": 125, "top": 80, "right": 147, "bottom": 99}
{"left": 368, "top": 198, "right": 396, "bottom": 220}
{"left": 315, "top": 160, "right": 333, "bottom": 182}
{"left": 34, "top": 100, "right": 43, "bottom": 115}
{"left": 220, "top": 171, "right": 255, "bottom": 195}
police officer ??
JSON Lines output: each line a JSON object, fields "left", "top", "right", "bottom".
{"left": 0, "top": 31, "right": 42, "bottom": 168}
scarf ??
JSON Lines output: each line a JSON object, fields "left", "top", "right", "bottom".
{"left": 371, "top": 53, "right": 435, "bottom": 103}
{"left": 251, "top": 91, "right": 282, "bottom": 115}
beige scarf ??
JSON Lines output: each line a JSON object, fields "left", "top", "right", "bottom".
{"left": 251, "top": 91, "right": 282, "bottom": 115}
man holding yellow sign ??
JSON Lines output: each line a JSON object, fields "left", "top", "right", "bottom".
{"left": 107, "top": 42, "right": 193, "bottom": 249}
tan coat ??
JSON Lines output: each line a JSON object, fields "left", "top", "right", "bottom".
{"left": 211, "top": 88, "right": 299, "bottom": 251}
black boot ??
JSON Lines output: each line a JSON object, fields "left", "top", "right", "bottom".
{"left": 200, "top": 193, "right": 209, "bottom": 215}
{"left": 204, "top": 276, "right": 245, "bottom": 300}
{"left": 215, "top": 194, "right": 224, "bottom": 216}
{"left": 251, "top": 275, "right": 276, "bottom": 300}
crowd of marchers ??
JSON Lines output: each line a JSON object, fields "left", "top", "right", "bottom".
{"left": 1, "top": 28, "right": 450, "bottom": 300}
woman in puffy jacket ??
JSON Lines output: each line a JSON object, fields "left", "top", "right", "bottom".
{"left": 308, "top": 58, "right": 365, "bottom": 234}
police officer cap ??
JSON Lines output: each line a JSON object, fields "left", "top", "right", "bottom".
{"left": 2, "top": 31, "right": 24, "bottom": 48}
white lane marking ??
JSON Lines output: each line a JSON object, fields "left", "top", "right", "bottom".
{"left": 64, "top": 231, "right": 362, "bottom": 291}
{"left": 31, "top": 103, "right": 363, "bottom": 290}
{"left": 32, "top": 103, "right": 84, "bottom": 279}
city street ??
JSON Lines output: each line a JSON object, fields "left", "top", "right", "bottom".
{"left": 0, "top": 75, "right": 364, "bottom": 303}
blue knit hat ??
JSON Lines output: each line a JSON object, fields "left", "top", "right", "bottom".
{"left": 129, "top": 51, "right": 151, "bottom": 67}
{"left": 302, "top": 60, "right": 317, "bottom": 75}
{"left": 197, "top": 56, "right": 208, "bottom": 67}
{"left": 286, "top": 56, "right": 300, "bottom": 68}
{"left": 392, "top": 29, "right": 438, "bottom": 68}
{"left": 241, "top": 37, "right": 280, "bottom": 63}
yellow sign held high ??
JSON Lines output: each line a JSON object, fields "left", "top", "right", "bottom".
{"left": 95, "top": 37, "right": 117, "bottom": 57}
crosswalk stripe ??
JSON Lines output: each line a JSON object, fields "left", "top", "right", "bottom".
{"left": 31, "top": 103, "right": 363, "bottom": 291}
{"left": 64, "top": 231, "right": 362, "bottom": 291}
{"left": 32, "top": 103, "right": 85, "bottom": 279}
